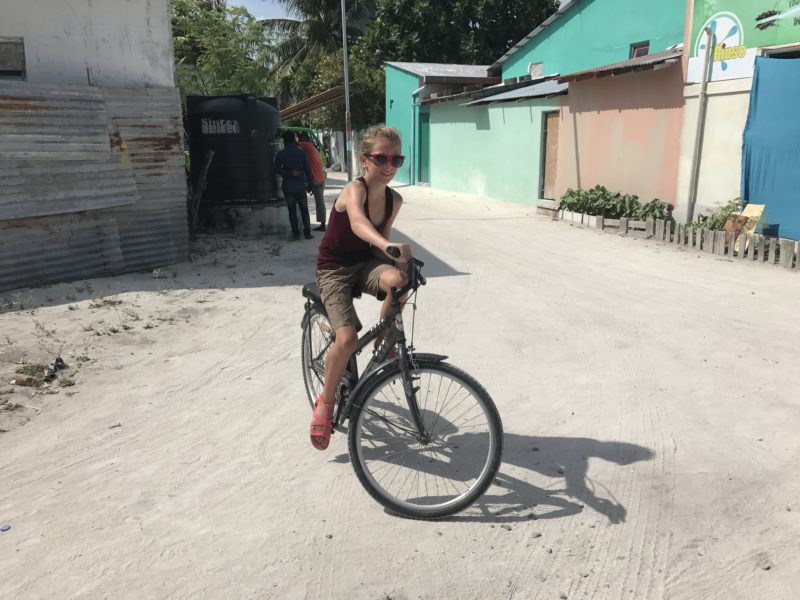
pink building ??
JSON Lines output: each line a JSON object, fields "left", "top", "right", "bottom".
{"left": 553, "top": 49, "right": 686, "bottom": 207}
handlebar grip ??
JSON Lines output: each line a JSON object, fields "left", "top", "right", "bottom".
{"left": 385, "top": 246, "right": 401, "bottom": 258}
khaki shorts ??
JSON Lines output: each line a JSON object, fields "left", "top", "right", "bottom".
{"left": 317, "top": 258, "right": 396, "bottom": 332}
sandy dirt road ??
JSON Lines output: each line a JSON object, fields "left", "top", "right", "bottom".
{"left": 1, "top": 176, "right": 799, "bottom": 600}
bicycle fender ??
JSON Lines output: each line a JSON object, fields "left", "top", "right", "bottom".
{"left": 346, "top": 353, "right": 449, "bottom": 413}
{"left": 301, "top": 301, "right": 319, "bottom": 330}
{"left": 410, "top": 352, "right": 448, "bottom": 363}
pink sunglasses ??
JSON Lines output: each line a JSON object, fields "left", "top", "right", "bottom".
{"left": 364, "top": 153, "right": 406, "bottom": 168}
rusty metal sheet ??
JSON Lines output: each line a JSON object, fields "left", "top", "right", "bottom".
{"left": 557, "top": 48, "right": 684, "bottom": 83}
{"left": 0, "top": 212, "right": 124, "bottom": 291}
{"left": 0, "top": 83, "right": 188, "bottom": 293}
{"left": 0, "top": 82, "right": 110, "bottom": 159}
{"left": 103, "top": 87, "right": 189, "bottom": 273}
{"left": 0, "top": 159, "right": 139, "bottom": 219}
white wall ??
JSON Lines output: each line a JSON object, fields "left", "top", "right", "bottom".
{"left": 675, "top": 78, "right": 752, "bottom": 222}
{"left": 0, "top": 0, "right": 174, "bottom": 88}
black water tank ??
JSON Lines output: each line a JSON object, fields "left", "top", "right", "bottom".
{"left": 186, "top": 95, "right": 280, "bottom": 206}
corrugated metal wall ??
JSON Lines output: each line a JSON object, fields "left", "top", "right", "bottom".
{"left": 0, "top": 82, "right": 188, "bottom": 292}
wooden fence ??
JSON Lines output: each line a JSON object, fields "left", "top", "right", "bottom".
{"left": 558, "top": 209, "right": 800, "bottom": 271}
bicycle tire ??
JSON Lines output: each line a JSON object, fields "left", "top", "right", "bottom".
{"left": 301, "top": 305, "right": 333, "bottom": 409}
{"left": 347, "top": 358, "right": 503, "bottom": 519}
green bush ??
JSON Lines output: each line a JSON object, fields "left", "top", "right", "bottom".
{"left": 559, "top": 185, "right": 672, "bottom": 221}
{"left": 687, "top": 199, "right": 742, "bottom": 230}
{"left": 636, "top": 199, "right": 672, "bottom": 221}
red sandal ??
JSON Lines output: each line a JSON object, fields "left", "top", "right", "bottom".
{"left": 310, "top": 394, "right": 335, "bottom": 450}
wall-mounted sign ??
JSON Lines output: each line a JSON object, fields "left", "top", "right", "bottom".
{"left": 688, "top": 1, "right": 800, "bottom": 83}
{"left": 201, "top": 118, "right": 241, "bottom": 135}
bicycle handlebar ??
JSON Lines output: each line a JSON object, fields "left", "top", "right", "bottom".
{"left": 385, "top": 246, "right": 424, "bottom": 268}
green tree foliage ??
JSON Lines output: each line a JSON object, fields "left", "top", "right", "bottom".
{"left": 460, "top": 0, "right": 560, "bottom": 64}
{"left": 262, "top": 0, "right": 376, "bottom": 105}
{"left": 259, "top": 0, "right": 385, "bottom": 129}
{"left": 171, "top": 0, "right": 273, "bottom": 99}
{"left": 288, "top": 45, "right": 385, "bottom": 130}
{"left": 365, "top": 0, "right": 558, "bottom": 65}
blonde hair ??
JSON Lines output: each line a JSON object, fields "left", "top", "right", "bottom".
{"left": 360, "top": 125, "right": 402, "bottom": 155}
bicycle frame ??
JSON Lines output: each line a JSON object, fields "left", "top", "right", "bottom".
{"left": 303, "top": 260, "right": 428, "bottom": 436}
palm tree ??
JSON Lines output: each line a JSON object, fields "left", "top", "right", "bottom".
{"left": 262, "top": 0, "right": 375, "bottom": 104}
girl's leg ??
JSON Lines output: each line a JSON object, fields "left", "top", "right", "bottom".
{"left": 311, "top": 324, "right": 358, "bottom": 450}
{"left": 373, "top": 267, "right": 409, "bottom": 352}
{"left": 321, "top": 325, "right": 358, "bottom": 404}
{"left": 313, "top": 266, "right": 362, "bottom": 448}
{"left": 379, "top": 269, "right": 408, "bottom": 318}
{"left": 378, "top": 267, "right": 407, "bottom": 318}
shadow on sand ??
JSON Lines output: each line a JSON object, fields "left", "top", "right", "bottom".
{"left": 331, "top": 429, "right": 653, "bottom": 524}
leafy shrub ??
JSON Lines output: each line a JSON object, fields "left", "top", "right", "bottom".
{"left": 558, "top": 188, "right": 589, "bottom": 214}
{"left": 687, "top": 199, "right": 742, "bottom": 230}
{"left": 635, "top": 199, "right": 672, "bottom": 221}
{"left": 559, "top": 185, "right": 672, "bottom": 221}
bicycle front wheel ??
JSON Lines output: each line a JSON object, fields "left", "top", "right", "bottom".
{"left": 348, "top": 359, "right": 503, "bottom": 519}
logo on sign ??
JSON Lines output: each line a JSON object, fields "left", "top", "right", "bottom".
{"left": 695, "top": 11, "right": 747, "bottom": 71}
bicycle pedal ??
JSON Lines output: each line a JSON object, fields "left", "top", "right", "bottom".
{"left": 333, "top": 424, "right": 347, "bottom": 433}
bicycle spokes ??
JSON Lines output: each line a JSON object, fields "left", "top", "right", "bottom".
{"left": 350, "top": 363, "right": 502, "bottom": 517}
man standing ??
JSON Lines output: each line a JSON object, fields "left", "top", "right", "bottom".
{"left": 274, "top": 131, "right": 313, "bottom": 240}
{"left": 297, "top": 131, "right": 327, "bottom": 232}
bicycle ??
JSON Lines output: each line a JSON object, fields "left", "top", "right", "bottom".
{"left": 300, "top": 248, "right": 503, "bottom": 519}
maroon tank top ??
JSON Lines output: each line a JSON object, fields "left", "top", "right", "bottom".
{"left": 317, "top": 178, "right": 394, "bottom": 270}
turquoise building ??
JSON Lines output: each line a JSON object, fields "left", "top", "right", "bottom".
{"left": 384, "top": 0, "right": 686, "bottom": 203}
{"left": 497, "top": 0, "right": 685, "bottom": 80}
{"left": 384, "top": 62, "right": 498, "bottom": 185}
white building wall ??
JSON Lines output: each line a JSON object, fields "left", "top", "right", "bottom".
{"left": 675, "top": 78, "right": 752, "bottom": 222}
{"left": 0, "top": 0, "right": 174, "bottom": 88}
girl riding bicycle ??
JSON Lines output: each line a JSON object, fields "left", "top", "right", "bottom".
{"left": 311, "top": 125, "right": 412, "bottom": 451}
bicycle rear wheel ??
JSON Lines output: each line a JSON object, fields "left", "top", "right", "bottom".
{"left": 301, "top": 306, "right": 333, "bottom": 409}
{"left": 348, "top": 358, "right": 503, "bottom": 519}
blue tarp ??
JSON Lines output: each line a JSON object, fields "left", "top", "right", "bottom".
{"left": 742, "top": 57, "right": 800, "bottom": 241}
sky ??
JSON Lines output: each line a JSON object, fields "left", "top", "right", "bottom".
{"left": 227, "top": 0, "right": 292, "bottom": 20}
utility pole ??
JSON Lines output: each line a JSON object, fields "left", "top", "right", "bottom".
{"left": 687, "top": 27, "right": 714, "bottom": 223}
{"left": 340, "top": 0, "right": 352, "bottom": 181}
